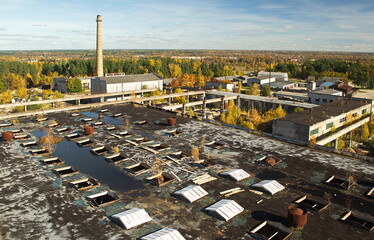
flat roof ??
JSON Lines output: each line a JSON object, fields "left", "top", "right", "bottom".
{"left": 277, "top": 99, "right": 370, "bottom": 126}
{"left": 262, "top": 81, "right": 294, "bottom": 88}
{"left": 275, "top": 91, "right": 308, "bottom": 98}
{"left": 309, "top": 89, "right": 342, "bottom": 95}
{"left": 99, "top": 74, "right": 162, "bottom": 84}
{"left": 210, "top": 91, "right": 318, "bottom": 109}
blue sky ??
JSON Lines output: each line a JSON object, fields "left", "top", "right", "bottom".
{"left": 0, "top": 0, "right": 373, "bottom": 52}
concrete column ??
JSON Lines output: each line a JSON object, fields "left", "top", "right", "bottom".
{"left": 168, "top": 98, "right": 171, "bottom": 105}
{"left": 202, "top": 98, "right": 207, "bottom": 119}
{"left": 236, "top": 96, "right": 241, "bottom": 108}
{"left": 182, "top": 103, "right": 186, "bottom": 116}
{"left": 24, "top": 105, "right": 27, "bottom": 112}
{"left": 220, "top": 96, "right": 225, "bottom": 113}
{"left": 100, "top": 97, "right": 104, "bottom": 103}
{"left": 348, "top": 132, "right": 353, "bottom": 147}
{"left": 96, "top": 15, "right": 104, "bottom": 77}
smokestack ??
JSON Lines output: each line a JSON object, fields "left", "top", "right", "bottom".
{"left": 96, "top": 15, "right": 104, "bottom": 77}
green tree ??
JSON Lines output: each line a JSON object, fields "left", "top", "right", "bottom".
{"left": 237, "top": 81, "right": 243, "bottom": 93}
{"left": 67, "top": 78, "right": 82, "bottom": 93}
{"left": 217, "top": 84, "right": 223, "bottom": 91}
{"left": 260, "top": 85, "right": 271, "bottom": 97}
{"left": 246, "top": 83, "right": 260, "bottom": 95}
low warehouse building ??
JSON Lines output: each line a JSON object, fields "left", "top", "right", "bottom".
{"left": 272, "top": 100, "right": 372, "bottom": 142}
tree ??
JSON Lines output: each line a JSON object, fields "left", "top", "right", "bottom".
{"left": 0, "top": 90, "right": 13, "bottom": 104}
{"left": 217, "top": 84, "right": 223, "bottom": 91}
{"left": 16, "top": 87, "right": 28, "bottom": 99}
{"left": 274, "top": 105, "right": 286, "bottom": 118}
{"left": 362, "top": 123, "right": 370, "bottom": 141}
{"left": 237, "top": 81, "right": 243, "bottom": 93}
{"left": 246, "top": 83, "right": 260, "bottom": 95}
{"left": 260, "top": 85, "right": 271, "bottom": 97}
{"left": 67, "top": 78, "right": 82, "bottom": 93}
{"left": 168, "top": 63, "right": 182, "bottom": 78}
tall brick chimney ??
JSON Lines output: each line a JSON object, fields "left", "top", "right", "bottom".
{"left": 96, "top": 15, "right": 104, "bottom": 77}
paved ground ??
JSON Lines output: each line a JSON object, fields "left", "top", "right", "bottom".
{"left": 0, "top": 104, "right": 373, "bottom": 239}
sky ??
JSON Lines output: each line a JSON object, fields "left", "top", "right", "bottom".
{"left": 0, "top": 0, "right": 373, "bottom": 52}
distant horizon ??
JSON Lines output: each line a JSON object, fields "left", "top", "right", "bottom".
{"left": 1, "top": 0, "right": 373, "bottom": 52}
{"left": 1, "top": 48, "right": 374, "bottom": 54}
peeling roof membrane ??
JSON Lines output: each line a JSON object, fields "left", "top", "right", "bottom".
{"left": 140, "top": 228, "right": 185, "bottom": 240}
{"left": 220, "top": 169, "right": 251, "bottom": 181}
{"left": 251, "top": 180, "right": 285, "bottom": 195}
{"left": 205, "top": 199, "right": 244, "bottom": 221}
{"left": 173, "top": 185, "right": 209, "bottom": 203}
{"left": 111, "top": 208, "right": 152, "bottom": 229}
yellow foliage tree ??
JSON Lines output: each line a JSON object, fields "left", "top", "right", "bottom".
{"left": 362, "top": 123, "right": 370, "bottom": 141}
{"left": 246, "top": 83, "right": 260, "bottom": 95}
{"left": 0, "top": 90, "right": 13, "bottom": 104}
{"left": 16, "top": 87, "right": 28, "bottom": 99}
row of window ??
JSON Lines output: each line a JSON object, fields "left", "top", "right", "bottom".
{"left": 310, "top": 108, "right": 369, "bottom": 136}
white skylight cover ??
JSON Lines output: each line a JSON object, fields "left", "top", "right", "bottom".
{"left": 174, "top": 185, "right": 209, "bottom": 203}
{"left": 205, "top": 199, "right": 244, "bottom": 221}
{"left": 221, "top": 169, "right": 251, "bottom": 181}
{"left": 140, "top": 228, "right": 186, "bottom": 240}
{"left": 252, "top": 180, "right": 285, "bottom": 195}
{"left": 111, "top": 208, "right": 152, "bottom": 229}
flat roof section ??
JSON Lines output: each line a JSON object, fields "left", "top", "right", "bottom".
{"left": 277, "top": 100, "right": 370, "bottom": 126}
{"left": 100, "top": 73, "right": 162, "bottom": 84}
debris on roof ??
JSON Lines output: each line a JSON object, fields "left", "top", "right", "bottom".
{"left": 111, "top": 208, "right": 152, "bottom": 229}
{"left": 220, "top": 169, "right": 251, "bottom": 181}
{"left": 251, "top": 180, "right": 285, "bottom": 195}
{"left": 192, "top": 174, "right": 217, "bottom": 185}
{"left": 325, "top": 175, "right": 355, "bottom": 189}
{"left": 146, "top": 172, "right": 176, "bottom": 186}
{"left": 205, "top": 141, "right": 226, "bottom": 149}
{"left": 205, "top": 199, "right": 244, "bottom": 221}
{"left": 140, "top": 228, "right": 185, "bottom": 240}
{"left": 220, "top": 187, "right": 245, "bottom": 197}
{"left": 249, "top": 221, "right": 293, "bottom": 240}
{"left": 173, "top": 185, "right": 209, "bottom": 203}
{"left": 124, "top": 163, "right": 151, "bottom": 175}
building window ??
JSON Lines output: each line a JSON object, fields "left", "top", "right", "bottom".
{"left": 340, "top": 117, "right": 346, "bottom": 123}
{"left": 310, "top": 128, "right": 319, "bottom": 135}
{"left": 322, "top": 99, "right": 327, "bottom": 102}
{"left": 315, "top": 98, "right": 320, "bottom": 102}
{"left": 326, "top": 122, "right": 333, "bottom": 129}
{"left": 362, "top": 109, "right": 367, "bottom": 115}
{"left": 330, "top": 99, "right": 333, "bottom": 102}
{"left": 353, "top": 113, "right": 357, "bottom": 118}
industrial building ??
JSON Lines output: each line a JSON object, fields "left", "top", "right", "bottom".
{"left": 53, "top": 77, "right": 91, "bottom": 93}
{"left": 258, "top": 71, "right": 288, "bottom": 81}
{"left": 272, "top": 100, "right": 372, "bottom": 142}
{"left": 247, "top": 76, "right": 276, "bottom": 85}
{"left": 90, "top": 73, "right": 163, "bottom": 95}
{"left": 307, "top": 89, "right": 343, "bottom": 105}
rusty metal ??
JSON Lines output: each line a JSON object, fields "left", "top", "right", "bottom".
{"left": 84, "top": 125, "right": 94, "bottom": 135}
{"left": 2, "top": 131, "right": 14, "bottom": 141}
{"left": 288, "top": 204, "right": 308, "bottom": 228}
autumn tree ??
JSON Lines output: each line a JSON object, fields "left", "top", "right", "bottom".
{"left": 237, "top": 81, "right": 243, "bottom": 93}
{"left": 16, "top": 87, "right": 28, "bottom": 99}
{"left": 246, "top": 83, "right": 260, "bottom": 95}
{"left": 168, "top": 63, "right": 182, "bottom": 78}
{"left": 0, "top": 90, "right": 13, "bottom": 104}
{"left": 362, "top": 123, "right": 370, "bottom": 141}
{"left": 260, "top": 85, "right": 271, "bottom": 97}
{"left": 67, "top": 78, "right": 82, "bottom": 93}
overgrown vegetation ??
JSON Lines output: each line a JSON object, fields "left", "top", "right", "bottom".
{"left": 219, "top": 99, "right": 286, "bottom": 132}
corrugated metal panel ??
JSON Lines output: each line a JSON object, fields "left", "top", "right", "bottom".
{"left": 111, "top": 208, "right": 152, "bottom": 229}
{"left": 205, "top": 199, "right": 244, "bottom": 221}
{"left": 174, "top": 185, "right": 208, "bottom": 203}
{"left": 140, "top": 228, "right": 185, "bottom": 240}
{"left": 221, "top": 169, "right": 251, "bottom": 181}
{"left": 252, "top": 180, "right": 285, "bottom": 195}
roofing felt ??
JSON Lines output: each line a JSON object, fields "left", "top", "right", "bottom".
{"left": 173, "top": 185, "right": 209, "bottom": 203}
{"left": 309, "top": 89, "right": 342, "bottom": 95}
{"left": 205, "top": 199, "right": 244, "bottom": 221}
{"left": 220, "top": 169, "right": 251, "bottom": 181}
{"left": 251, "top": 180, "right": 285, "bottom": 195}
{"left": 99, "top": 74, "right": 162, "bottom": 84}
{"left": 140, "top": 228, "right": 185, "bottom": 240}
{"left": 276, "top": 99, "right": 370, "bottom": 126}
{"left": 261, "top": 81, "right": 295, "bottom": 88}
{"left": 111, "top": 208, "right": 152, "bottom": 229}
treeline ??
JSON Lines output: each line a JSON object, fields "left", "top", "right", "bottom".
{"left": 273, "top": 59, "right": 374, "bottom": 88}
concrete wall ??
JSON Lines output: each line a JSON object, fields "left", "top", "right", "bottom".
{"left": 308, "top": 92, "right": 342, "bottom": 105}
{"left": 272, "top": 119, "right": 310, "bottom": 142}
{"left": 53, "top": 78, "right": 68, "bottom": 93}
{"left": 258, "top": 72, "right": 288, "bottom": 81}
{"left": 206, "top": 82, "right": 234, "bottom": 91}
